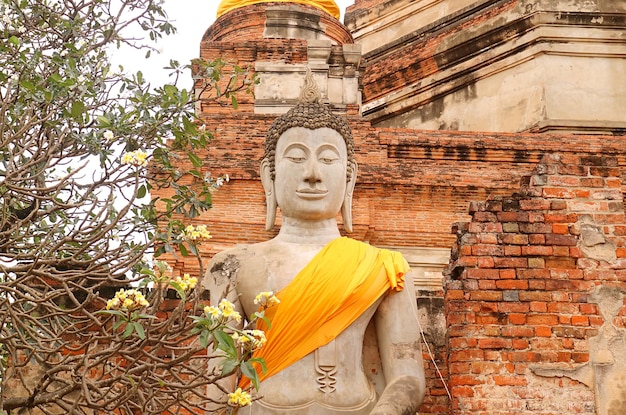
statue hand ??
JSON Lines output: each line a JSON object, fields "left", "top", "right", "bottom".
{"left": 369, "top": 375, "right": 424, "bottom": 415}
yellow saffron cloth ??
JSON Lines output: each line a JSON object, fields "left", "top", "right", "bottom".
{"left": 216, "top": 0, "right": 341, "bottom": 19}
{"left": 239, "top": 237, "right": 407, "bottom": 389}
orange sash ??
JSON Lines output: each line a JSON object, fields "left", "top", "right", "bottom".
{"left": 216, "top": 0, "right": 341, "bottom": 19}
{"left": 239, "top": 237, "right": 407, "bottom": 389}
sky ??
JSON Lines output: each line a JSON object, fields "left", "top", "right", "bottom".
{"left": 115, "top": 1, "right": 354, "bottom": 88}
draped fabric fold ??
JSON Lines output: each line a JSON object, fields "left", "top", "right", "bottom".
{"left": 216, "top": 0, "right": 341, "bottom": 19}
{"left": 239, "top": 237, "right": 408, "bottom": 389}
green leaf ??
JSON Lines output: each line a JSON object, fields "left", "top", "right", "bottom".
{"left": 214, "top": 330, "right": 236, "bottom": 357}
{"left": 97, "top": 115, "right": 111, "bottom": 127}
{"left": 231, "top": 95, "right": 238, "bottom": 110}
{"left": 137, "top": 185, "right": 147, "bottom": 199}
{"left": 179, "top": 243, "right": 188, "bottom": 257}
{"left": 199, "top": 329, "right": 211, "bottom": 348}
{"left": 8, "top": 36, "right": 18, "bottom": 45}
{"left": 248, "top": 357, "right": 267, "bottom": 374}
{"left": 134, "top": 322, "right": 145, "bottom": 339}
{"left": 221, "top": 358, "right": 239, "bottom": 376}
{"left": 241, "top": 361, "right": 260, "bottom": 390}
{"left": 164, "top": 84, "right": 177, "bottom": 99}
{"left": 71, "top": 101, "right": 85, "bottom": 120}
{"left": 187, "top": 151, "right": 202, "bottom": 168}
{"left": 122, "top": 322, "right": 134, "bottom": 338}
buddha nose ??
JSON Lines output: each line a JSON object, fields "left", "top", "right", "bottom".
{"left": 303, "top": 158, "right": 321, "bottom": 184}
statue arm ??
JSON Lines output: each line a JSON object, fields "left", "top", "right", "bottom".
{"left": 371, "top": 269, "right": 426, "bottom": 415}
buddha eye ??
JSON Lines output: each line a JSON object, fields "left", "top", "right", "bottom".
{"left": 319, "top": 157, "right": 337, "bottom": 164}
{"left": 283, "top": 147, "right": 307, "bottom": 163}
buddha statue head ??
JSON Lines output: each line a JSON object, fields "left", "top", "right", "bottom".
{"left": 261, "top": 71, "right": 357, "bottom": 232}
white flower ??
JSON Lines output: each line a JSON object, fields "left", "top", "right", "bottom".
{"left": 103, "top": 130, "right": 115, "bottom": 141}
{"left": 75, "top": 39, "right": 86, "bottom": 49}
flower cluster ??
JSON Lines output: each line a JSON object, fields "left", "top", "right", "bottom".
{"left": 232, "top": 329, "right": 267, "bottom": 352}
{"left": 106, "top": 289, "right": 149, "bottom": 312}
{"left": 228, "top": 388, "right": 252, "bottom": 407}
{"left": 203, "top": 173, "right": 230, "bottom": 192}
{"left": 121, "top": 149, "right": 148, "bottom": 167}
{"left": 203, "top": 299, "right": 242, "bottom": 324}
{"left": 172, "top": 273, "right": 198, "bottom": 291}
{"left": 253, "top": 291, "right": 280, "bottom": 310}
{"left": 178, "top": 224, "right": 212, "bottom": 242}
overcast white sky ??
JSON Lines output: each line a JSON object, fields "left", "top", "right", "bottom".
{"left": 115, "top": 1, "right": 354, "bottom": 88}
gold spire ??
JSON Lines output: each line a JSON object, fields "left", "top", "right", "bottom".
{"left": 216, "top": 0, "right": 340, "bottom": 19}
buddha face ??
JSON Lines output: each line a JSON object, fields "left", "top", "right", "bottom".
{"left": 273, "top": 127, "right": 348, "bottom": 222}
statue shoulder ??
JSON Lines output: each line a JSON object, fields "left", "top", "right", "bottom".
{"left": 203, "top": 243, "right": 269, "bottom": 304}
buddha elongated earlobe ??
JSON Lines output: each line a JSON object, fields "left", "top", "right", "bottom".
{"left": 341, "top": 161, "right": 358, "bottom": 233}
{"left": 261, "top": 158, "right": 277, "bottom": 230}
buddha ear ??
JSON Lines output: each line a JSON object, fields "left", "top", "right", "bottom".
{"left": 261, "top": 158, "right": 277, "bottom": 231}
{"left": 341, "top": 160, "right": 358, "bottom": 233}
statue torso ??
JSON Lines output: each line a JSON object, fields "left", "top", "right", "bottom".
{"left": 207, "top": 239, "right": 381, "bottom": 414}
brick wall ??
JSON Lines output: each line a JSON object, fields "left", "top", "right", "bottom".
{"left": 445, "top": 153, "right": 626, "bottom": 414}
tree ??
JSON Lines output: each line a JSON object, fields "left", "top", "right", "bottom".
{"left": 0, "top": 0, "right": 260, "bottom": 413}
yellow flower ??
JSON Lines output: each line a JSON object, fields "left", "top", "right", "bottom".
{"left": 105, "top": 288, "right": 149, "bottom": 312}
{"left": 253, "top": 291, "right": 280, "bottom": 310}
{"left": 121, "top": 149, "right": 148, "bottom": 167}
{"left": 204, "top": 305, "right": 221, "bottom": 320}
{"left": 228, "top": 388, "right": 252, "bottom": 407}
{"left": 178, "top": 224, "right": 212, "bottom": 242}
{"left": 174, "top": 273, "right": 198, "bottom": 291}
{"left": 218, "top": 299, "right": 241, "bottom": 323}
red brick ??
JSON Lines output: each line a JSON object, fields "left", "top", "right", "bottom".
{"left": 478, "top": 338, "right": 511, "bottom": 349}
{"left": 545, "top": 233, "right": 578, "bottom": 246}
{"left": 471, "top": 244, "right": 505, "bottom": 256}
{"left": 519, "top": 291, "right": 552, "bottom": 301}
{"left": 478, "top": 280, "right": 496, "bottom": 290}
{"left": 499, "top": 269, "right": 517, "bottom": 279}
{"left": 493, "top": 375, "right": 527, "bottom": 386}
{"left": 498, "top": 302, "right": 530, "bottom": 313}
{"left": 470, "top": 291, "right": 503, "bottom": 301}
{"left": 495, "top": 280, "right": 528, "bottom": 290}
{"left": 493, "top": 257, "right": 528, "bottom": 268}
{"left": 527, "top": 314, "right": 559, "bottom": 325}
{"left": 543, "top": 187, "right": 575, "bottom": 198}
{"left": 529, "top": 301, "right": 547, "bottom": 312}
{"left": 469, "top": 222, "right": 503, "bottom": 233}
{"left": 551, "top": 223, "right": 570, "bottom": 234}
{"left": 509, "top": 313, "right": 527, "bottom": 325}
{"left": 534, "top": 326, "right": 552, "bottom": 337}
{"left": 477, "top": 257, "right": 495, "bottom": 268}
{"left": 503, "top": 245, "right": 521, "bottom": 256}
{"left": 545, "top": 257, "right": 577, "bottom": 269}
{"left": 519, "top": 223, "right": 553, "bottom": 234}
{"left": 449, "top": 350, "right": 485, "bottom": 362}
{"left": 501, "top": 326, "right": 534, "bottom": 337}
{"left": 499, "top": 234, "right": 529, "bottom": 245}
{"left": 571, "top": 315, "right": 590, "bottom": 326}
{"left": 521, "top": 245, "right": 553, "bottom": 256}
{"left": 466, "top": 269, "right": 501, "bottom": 279}
{"left": 519, "top": 199, "right": 551, "bottom": 210}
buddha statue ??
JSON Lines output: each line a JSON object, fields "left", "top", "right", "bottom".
{"left": 216, "top": 0, "right": 341, "bottom": 19}
{"left": 204, "top": 73, "right": 425, "bottom": 414}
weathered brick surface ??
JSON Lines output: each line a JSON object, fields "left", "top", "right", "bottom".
{"left": 445, "top": 154, "right": 626, "bottom": 414}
